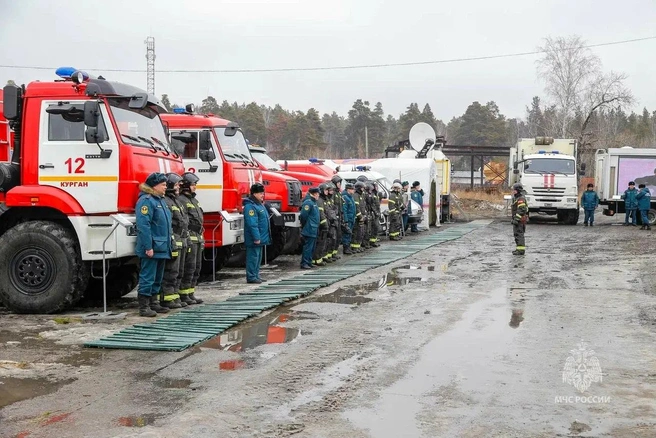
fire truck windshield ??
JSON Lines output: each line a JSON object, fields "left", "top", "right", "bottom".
{"left": 108, "top": 98, "right": 170, "bottom": 151}
{"left": 214, "top": 127, "right": 254, "bottom": 162}
{"left": 524, "top": 158, "right": 575, "bottom": 175}
{"left": 251, "top": 150, "right": 281, "bottom": 170}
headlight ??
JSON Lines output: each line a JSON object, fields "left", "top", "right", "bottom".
{"left": 567, "top": 198, "right": 577, "bottom": 203}
{"left": 230, "top": 218, "right": 243, "bottom": 230}
{"left": 267, "top": 201, "right": 282, "bottom": 210}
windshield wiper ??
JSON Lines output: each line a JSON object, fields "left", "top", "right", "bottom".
{"left": 151, "top": 136, "right": 171, "bottom": 156}
{"left": 122, "top": 134, "right": 142, "bottom": 143}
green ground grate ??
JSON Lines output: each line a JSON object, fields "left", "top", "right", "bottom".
{"left": 83, "top": 222, "right": 488, "bottom": 351}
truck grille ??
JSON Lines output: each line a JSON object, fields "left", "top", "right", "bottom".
{"left": 532, "top": 187, "right": 565, "bottom": 195}
{"left": 287, "top": 181, "right": 302, "bottom": 207}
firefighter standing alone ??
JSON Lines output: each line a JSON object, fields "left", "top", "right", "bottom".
{"left": 511, "top": 183, "right": 529, "bottom": 255}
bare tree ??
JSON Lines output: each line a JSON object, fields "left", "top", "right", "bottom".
{"left": 537, "top": 35, "right": 633, "bottom": 164}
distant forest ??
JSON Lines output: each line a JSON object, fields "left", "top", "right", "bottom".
{"left": 161, "top": 94, "right": 655, "bottom": 170}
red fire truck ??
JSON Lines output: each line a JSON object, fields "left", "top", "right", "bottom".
{"left": 0, "top": 67, "right": 185, "bottom": 314}
{"left": 161, "top": 111, "right": 302, "bottom": 269}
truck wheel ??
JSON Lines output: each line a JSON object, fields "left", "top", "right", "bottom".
{"left": 0, "top": 221, "right": 87, "bottom": 314}
{"left": 648, "top": 209, "right": 656, "bottom": 226}
{"left": 566, "top": 210, "right": 579, "bottom": 225}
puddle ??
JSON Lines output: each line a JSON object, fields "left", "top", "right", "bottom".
{"left": 312, "top": 287, "right": 374, "bottom": 305}
{"left": 56, "top": 349, "right": 104, "bottom": 367}
{"left": 153, "top": 378, "right": 192, "bottom": 389}
{"left": 509, "top": 308, "right": 525, "bottom": 328}
{"left": 0, "top": 330, "right": 46, "bottom": 348}
{"left": 199, "top": 314, "right": 300, "bottom": 351}
{"left": 0, "top": 377, "right": 75, "bottom": 408}
{"left": 117, "top": 413, "right": 163, "bottom": 427}
{"left": 219, "top": 359, "right": 247, "bottom": 371}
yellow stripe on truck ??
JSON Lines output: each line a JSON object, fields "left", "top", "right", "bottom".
{"left": 39, "top": 176, "right": 119, "bottom": 182}
{"left": 196, "top": 184, "right": 223, "bottom": 189}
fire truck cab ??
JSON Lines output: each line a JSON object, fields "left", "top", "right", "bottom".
{"left": 0, "top": 67, "right": 184, "bottom": 314}
{"left": 161, "top": 111, "right": 261, "bottom": 272}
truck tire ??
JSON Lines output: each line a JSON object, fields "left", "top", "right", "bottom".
{"left": 566, "top": 210, "right": 580, "bottom": 225}
{"left": 0, "top": 221, "right": 87, "bottom": 314}
{"left": 84, "top": 264, "right": 139, "bottom": 300}
{"left": 648, "top": 209, "right": 656, "bottom": 226}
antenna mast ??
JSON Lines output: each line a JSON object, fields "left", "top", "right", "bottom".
{"left": 144, "top": 36, "right": 156, "bottom": 95}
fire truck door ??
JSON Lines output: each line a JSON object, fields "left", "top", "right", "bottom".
{"left": 173, "top": 129, "right": 223, "bottom": 213}
{"left": 39, "top": 100, "right": 120, "bottom": 213}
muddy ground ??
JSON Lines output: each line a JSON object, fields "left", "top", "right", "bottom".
{"left": 1, "top": 209, "right": 655, "bottom": 438}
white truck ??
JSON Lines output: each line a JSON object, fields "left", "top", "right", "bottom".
{"left": 595, "top": 147, "right": 656, "bottom": 225}
{"left": 509, "top": 137, "right": 584, "bottom": 225}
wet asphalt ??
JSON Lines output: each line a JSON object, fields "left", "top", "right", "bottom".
{"left": 1, "top": 213, "right": 656, "bottom": 438}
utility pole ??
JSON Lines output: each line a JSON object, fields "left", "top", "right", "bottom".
{"left": 365, "top": 125, "right": 368, "bottom": 159}
{"left": 144, "top": 36, "right": 156, "bottom": 95}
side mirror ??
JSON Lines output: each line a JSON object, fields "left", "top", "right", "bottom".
{"left": 224, "top": 121, "right": 240, "bottom": 137}
{"left": 199, "top": 149, "right": 216, "bottom": 162}
{"left": 513, "top": 169, "right": 519, "bottom": 174}
{"left": 2, "top": 84, "right": 21, "bottom": 120}
{"left": 128, "top": 93, "right": 148, "bottom": 110}
{"left": 513, "top": 162, "right": 518, "bottom": 170}
{"left": 580, "top": 163, "right": 587, "bottom": 171}
{"left": 85, "top": 126, "right": 105, "bottom": 144}
{"left": 83, "top": 101, "right": 100, "bottom": 127}
{"left": 199, "top": 130, "right": 212, "bottom": 151}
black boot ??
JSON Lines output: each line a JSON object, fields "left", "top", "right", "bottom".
{"left": 163, "top": 298, "right": 182, "bottom": 309}
{"left": 188, "top": 292, "right": 204, "bottom": 304}
{"left": 138, "top": 295, "right": 157, "bottom": 317}
{"left": 343, "top": 246, "right": 354, "bottom": 255}
{"left": 150, "top": 295, "right": 169, "bottom": 313}
{"left": 512, "top": 250, "right": 525, "bottom": 256}
{"left": 179, "top": 294, "right": 197, "bottom": 305}
{"left": 174, "top": 298, "right": 188, "bottom": 308}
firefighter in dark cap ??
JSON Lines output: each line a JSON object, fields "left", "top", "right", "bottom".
{"left": 135, "top": 172, "right": 172, "bottom": 317}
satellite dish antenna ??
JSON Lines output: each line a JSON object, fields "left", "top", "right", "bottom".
{"left": 408, "top": 122, "right": 436, "bottom": 152}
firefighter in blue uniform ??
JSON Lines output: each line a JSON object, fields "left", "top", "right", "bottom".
{"left": 135, "top": 172, "right": 172, "bottom": 317}
{"left": 300, "top": 187, "right": 321, "bottom": 269}
{"left": 341, "top": 183, "right": 356, "bottom": 254}
{"left": 243, "top": 182, "right": 271, "bottom": 283}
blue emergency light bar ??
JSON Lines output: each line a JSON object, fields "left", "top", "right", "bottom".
{"left": 537, "top": 150, "right": 560, "bottom": 154}
{"left": 55, "top": 67, "right": 90, "bottom": 82}
{"left": 172, "top": 107, "right": 187, "bottom": 114}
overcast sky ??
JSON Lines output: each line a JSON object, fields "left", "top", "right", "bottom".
{"left": 2, "top": 0, "right": 655, "bottom": 124}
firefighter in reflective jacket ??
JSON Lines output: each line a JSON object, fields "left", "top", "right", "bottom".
{"left": 313, "top": 183, "right": 330, "bottom": 265}
{"left": 323, "top": 182, "right": 339, "bottom": 262}
{"left": 330, "top": 175, "right": 345, "bottom": 258}
{"left": 351, "top": 181, "right": 366, "bottom": 252}
{"left": 388, "top": 182, "right": 403, "bottom": 240}
{"left": 511, "top": 183, "right": 529, "bottom": 255}
{"left": 367, "top": 181, "right": 381, "bottom": 247}
{"left": 178, "top": 172, "right": 205, "bottom": 304}
{"left": 160, "top": 173, "right": 189, "bottom": 309}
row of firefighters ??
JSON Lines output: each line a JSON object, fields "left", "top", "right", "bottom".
{"left": 298, "top": 174, "right": 413, "bottom": 270}
{"left": 133, "top": 171, "right": 417, "bottom": 317}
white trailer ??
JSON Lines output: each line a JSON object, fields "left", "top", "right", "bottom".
{"left": 595, "top": 147, "right": 656, "bottom": 225}
{"left": 509, "top": 137, "right": 583, "bottom": 225}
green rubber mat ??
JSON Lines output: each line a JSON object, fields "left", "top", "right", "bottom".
{"left": 84, "top": 222, "right": 488, "bottom": 351}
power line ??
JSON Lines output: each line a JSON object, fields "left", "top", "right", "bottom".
{"left": 1, "top": 35, "right": 654, "bottom": 74}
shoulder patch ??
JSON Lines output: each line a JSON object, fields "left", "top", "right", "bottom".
{"left": 140, "top": 205, "right": 149, "bottom": 215}
{"left": 248, "top": 209, "right": 255, "bottom": 216}
{"left": 304, "top": 205, "right": 310, "bottom": 211}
